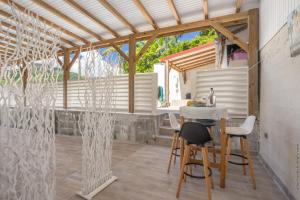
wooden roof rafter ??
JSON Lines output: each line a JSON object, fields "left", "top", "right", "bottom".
{"left": 63, "top": 0, "right": 120, "bottom": 37}
{"left": 181, "top": 60, "right": 215, "bottom": 71}
{"left": 31, "top": 0, "right": 103, "bottom": 41}
{"left": 133, "top": 0, "right": 158, "bottom": 29}
{"left": 179, "top": 57, "right": 216, "bottom": 69}
{"left": 203, "top": 0, "right": 209, "bottom": 19}
{"left": 0, "top": 13, "right": 72, "bottom": 48}
{"left": 209, "top": 20, "right": 248, "bottom": 52}
{"left": 64, "top": 11, "right": 249, "bottom": 53}
{"left": 175, "top": 55, "right": 216, "bottom": 67}
{"left": 167, "top": 0, "right": 181, "bottom": 24}
{"left": 169, "top": 62, "right": 182, "bottom": 72}
{"left": 172, "top": 51, "right": 216, "bottom": 64}
{"left": 98, "top": 0, "right": 138, "bottom": 33}
{"left": 236, "top": 0, "right": 243, "bottom": 13}
{"left": 0, "top": 0, "right": 84, "bottom": 46}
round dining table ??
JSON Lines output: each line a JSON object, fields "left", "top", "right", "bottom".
{"left": 179, "top": 105, "right": 228, "bottom": 188}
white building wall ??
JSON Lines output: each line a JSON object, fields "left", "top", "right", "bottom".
{"left": 260, "top": 0, "right": 300, "bottom": 49}
{"left": 259, "top": 1, "right": 300, "bottom": 199}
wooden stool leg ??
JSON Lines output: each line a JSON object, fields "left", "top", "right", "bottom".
{"left": 179, "top": 138, "right": 185, "bottom": 169}
{"left": 202, "top": 147, "right": 212, "bottom": 200}
{"left": 174, "top": 134, "right": 179, "bottom": 165}
{"left": 243, "top": 137, "right": 256, "bottom": 189}
{"left": 209, "top": 127, "right": 217, "bottom": 163}
{"left": 176, "top": 145, "right": 190, "bottom": 198}
{"left": 167, "top": 132, "right": 176, "bottom": 173}
{"left": 224, "top": 136, "right": 231, "bottom": 179}
{"left": 240, "top": 137, "right": 247, "bottom": 175}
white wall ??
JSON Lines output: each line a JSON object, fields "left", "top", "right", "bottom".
{"left": 259, "top": 1, "right": 300, "bottom": 199}
{"left": 48, "top": 73, "right": 158, "bottom": 114}
{"left": 260, "top": 0, "right": 300, "bottom": 49}
{"left": 178, "top": 63, "right": 215, "bottom": 99}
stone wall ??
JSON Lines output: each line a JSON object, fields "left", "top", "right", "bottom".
{"left": 55, "top": 110, "right": 160, "bottom": 144}
{"left": 55, "top": 109, "right": 259, "bottom": 151}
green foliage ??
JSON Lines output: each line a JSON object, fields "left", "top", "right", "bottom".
{"left": 56, "top": 72, "right": 83, "bottom": 82}
{"left": 103, "top": 29, "right": 218, "bottom": 73}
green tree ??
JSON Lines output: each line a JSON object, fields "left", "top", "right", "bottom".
{"left": 101, "top": 29, "right": 218, "bottom": 73}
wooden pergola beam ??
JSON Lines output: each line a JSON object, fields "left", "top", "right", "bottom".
{"left": 236, "top": 0, "right": 243, "bottom": 13}
{"left": 112, "top": 44, "right": 129, "bottom": 61}
{"left": 175, "top": 55, "right": 216, "bottom": 67}
{"left": 0, "top": 47, "right": 14, "bottom": 54}
{"left": 181, "top": 60, "right": 215, "bottom": 71}
{"left": 128, "top": 35, "right": 136, "bottom": 113}
{"left": 248, "top": 8, "right": 259, "bottom": 116}
{"left": 63, "top": 48, "right": 70, "bottom": 109}
{"left": 172, "top": 51, "right": 216, "bottom": 64}
{"left": 136, "top": 33, "right": 158, "bottom": 60}
{"left": 57, "top": 57, "right": 63, "bottom": 67}
{"left": 98, "top": 0, "right": 138, "bottom": 33}
{"left": 180, "top": 58, "right": 216, "bottom": 70}
{"left": 0, "top": 41, "right": 17, "bottom": 51}
{"left": 169, "top": 62, "right": 182, "bottom": 72}
{"left": 165, "top": 60, "right": 170, "bottom": 103}
{"left": 210, "top": 20, "right": 249, "bottom": 52}
{"left": 0, "top": 0, "right": 86, "bottom": 45}
{"left": 63, "top": 0, "right": 120, "bottom": 37}
{"left": 66, "top": 11, "right": 249, "bottom": 53}
{"left": 133, "top": 0, "right": 158, "bottom": 29}
{"left": 32, "top": 0, "right": 102, "bottom": 41}
{"left": 203, "top": 0, "right": 209, "bottom": 19}
{"left": 69, "top": 51, "right": 80, "bottom": 70}
{"left": 167, "top": 0, "right": 181, "bottom": 24}
{"left": 232, "top": 24, "right": 247, "bottom": 34}
{"left": 0, "top": 15, "right": 72, "bottom": 48}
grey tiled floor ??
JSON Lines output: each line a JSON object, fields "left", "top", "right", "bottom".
{"left": 55, "top": 135, "right": 286, "bottom": 200}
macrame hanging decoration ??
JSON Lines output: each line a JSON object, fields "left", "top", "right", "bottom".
{"left": 0, "top": 4, "right": 60, "bottom": 200}
{"left": 77, "top": 49, "right": 119, "bottom": 199}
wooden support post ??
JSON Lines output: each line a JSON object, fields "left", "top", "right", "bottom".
{"left": 63, "top": 48, "right": 70, "bottom": 109}
{"left": 128, "top": 34, "right": 136, "bottom": 113}
{"left": 165, "top": 60, "right": 170, "bottom": 104}
{"left": 210, "top": 21, "right": 249, "bottom": 52}
{"left": 219, "top": 118, "right": 227, "bottom": 188}
{"left": 182, "top": 71, "right": 187, "bottom": 84}
{"left": 248, "top": 8, "right": 259, "bottom": 116}
{"left": 20, "top": 61, "right": 28, "bottom": 106}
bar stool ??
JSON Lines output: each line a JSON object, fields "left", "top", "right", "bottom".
{"left": 197, "top": 119, "right": 217, "bottom": 162}
{"left": 225, "top": 116, "right": 256, "bottom": 189}
{"left": 176, "top": 122, "right": 213, "bottom": 200}
{"left": 167, "top": 113, "right": 181, "bottom": 173}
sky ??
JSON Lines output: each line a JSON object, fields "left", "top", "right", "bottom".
{"left": 70, "top": 31, "right": 199, "bottom": 74}
{"left": 120, "top": 31, "right": 199, "bottom": 52}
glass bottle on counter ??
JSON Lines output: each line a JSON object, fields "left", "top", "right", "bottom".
{"left": 207, "top": 88, "right": 216, "bottom": 107}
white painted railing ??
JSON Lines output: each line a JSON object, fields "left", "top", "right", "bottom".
{"left": 194, "top": 67, "right": 249, "bottom": 118}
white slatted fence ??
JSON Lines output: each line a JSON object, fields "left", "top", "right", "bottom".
{"left": 50, "top": 73, "right": 157, "bottom": 113}
{"left": 194, "top": 67, "right": 248, "bottom": 118}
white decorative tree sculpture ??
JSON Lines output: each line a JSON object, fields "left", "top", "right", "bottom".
{"left": 77, "top": 50, "right": 119, "bottom": 199}
{"left": 0, "top": 5, "right": 60, "bottom": 200}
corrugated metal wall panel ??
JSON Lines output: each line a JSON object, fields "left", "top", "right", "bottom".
{"left": 194, "top": 67, "right": 249, "bottom": 118}
{"left": 260, "top": 0, "right": 300, "bottom": 49}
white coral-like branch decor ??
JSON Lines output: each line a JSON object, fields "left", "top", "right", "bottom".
{"left": 0, "top": 4, "right": 60, "bottom": 200}
{"left": 77, "top": 50, "right": 119, "bottom": 199}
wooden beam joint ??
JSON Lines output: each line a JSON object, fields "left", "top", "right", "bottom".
{"left": 209, "top": 20, "right": 249, "bottom": 52}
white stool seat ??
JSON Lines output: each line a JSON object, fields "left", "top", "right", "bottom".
{"left": 169, "top": 113, "right": 180, "bottom": 131}
{"left": 226, "top": 116, "right": 256, "bottom": 136}
{"left": 226, "top": 127, "right": 250, "bottom": 136}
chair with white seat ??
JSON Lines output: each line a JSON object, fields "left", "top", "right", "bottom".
{"left": 167, "top": 112, "right": 181, "bottom": 173}
{"left": 225, "top": 115, "right": 256, "bottom": 189}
